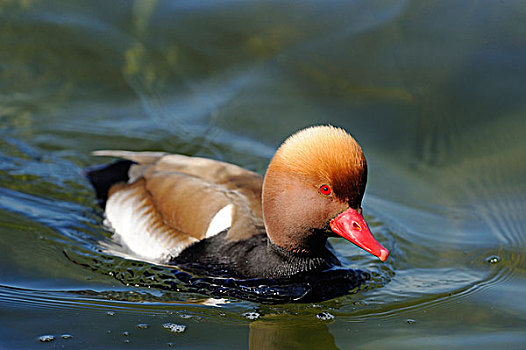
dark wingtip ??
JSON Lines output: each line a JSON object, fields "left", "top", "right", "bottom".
{"left": 85, "top": 160, "right": 134, "bottom": 208}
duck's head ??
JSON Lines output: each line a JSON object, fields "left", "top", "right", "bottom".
{"left": 262, "top": 125, "right": 389, "bottom": 261}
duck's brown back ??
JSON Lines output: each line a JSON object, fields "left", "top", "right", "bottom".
{"left": 91, "top": 151, "right": 264, "bottom": 263}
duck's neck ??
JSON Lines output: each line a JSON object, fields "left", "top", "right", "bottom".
{"left": 262, "top": 238, "right": 341, "bottom": 277}
{"left": 263, "top": 172, "right": 327, "bottom": 253}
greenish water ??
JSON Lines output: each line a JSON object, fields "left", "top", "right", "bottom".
{"left": 1, "top": 0, "right": 525, "bottom": 348}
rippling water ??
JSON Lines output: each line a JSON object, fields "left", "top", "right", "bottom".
{"left": 1, "top": 0, "right": 525, "bottom": 348}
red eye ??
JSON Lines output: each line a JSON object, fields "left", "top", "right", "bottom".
{"left": 319, "top": 185, "right": 332, "bottom": 196}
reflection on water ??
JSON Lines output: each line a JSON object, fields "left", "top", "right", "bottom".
{"left": 249, "top": 319, "right": 337, "bottom": 350}
{"left": 1, "top": 0, "right": 525, "bottom": 348}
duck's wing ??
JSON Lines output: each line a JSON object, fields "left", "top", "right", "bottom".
{"left": 90, "top": 151, "right": 264, "bottom": 263}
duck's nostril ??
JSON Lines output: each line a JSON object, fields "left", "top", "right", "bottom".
{"left": 352, "top": 221, "right": 361, "bottom": 231}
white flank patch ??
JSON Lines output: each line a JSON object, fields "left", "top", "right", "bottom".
{"left": 104, "top": 188, "right": 197, "bottom": 263}
{"left": 205, "top": 204, "right": 233, "bottom": 238}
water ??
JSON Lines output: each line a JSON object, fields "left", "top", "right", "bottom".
{"left": 1, "top": 0, "right": 525, "bottom": 348}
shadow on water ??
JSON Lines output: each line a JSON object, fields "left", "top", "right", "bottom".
{"left": 63, "top": 246, "right": 372, "bottom": 304}
{"left": 1, "top": 0, "right": 526, "bottom": 348}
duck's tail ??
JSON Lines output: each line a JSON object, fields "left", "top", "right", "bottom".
{"left": 84, "top": 159, "right": 134, "bottom": 208}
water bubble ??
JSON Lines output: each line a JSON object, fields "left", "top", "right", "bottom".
{"left": 486, "top": 255, "right": 501, "bottom": 264}
{"left": 123, "top": 331, "right": 130, "bottom": 337}
{"left": 136, "top": 324, "right": 149, "bottom": 329}
{"left": 242, "top": 312, "right": 260, "bottom": 320}
{"left": 168, "top": 342, "right": 176, "bottom": 347}
{"left": 406, "top": 319, "right": 416, "bottom": 325}
{"left": 179, "top": 314, "right": 193, "bottom": 319}
{"left": 316, "top": 312, "right": 335, "bottom": 321}
{"left": 163, "top": 323, "right": 186, "bottom": 333}
{"left": 61, "top": 334, "right": 73, "bottom": 339}
{"left": 38, "top": 335, "right": 55, "bottom": 342}
{"left": 107, "top": 311, "right": 116, "bottom": 316}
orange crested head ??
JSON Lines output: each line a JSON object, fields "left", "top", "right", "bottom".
{"left": 262, "top": 125, "right": 388, "bottom": 262}
{"left": 267, "top": 125, "right": 368, "bottom": 208}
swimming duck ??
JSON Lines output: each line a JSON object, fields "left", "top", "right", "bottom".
{"left": 87, "top": 125, "right": 389, "bottom": 279}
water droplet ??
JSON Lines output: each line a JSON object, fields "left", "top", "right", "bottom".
{"left": 123, "top": 339, "right": 130, "bottom": 344}
{"left": 316, "top": 312, "right": 335, "bottom": 321}
{"left": 38, "top": 335, "right": 55, "bottom": 342}
{"left": 179, "top": 314, "right": 192, "bottom": 319}
{"left": 163, "top": 323, "right": 186, "bottom": 333}
{"left": 107, "top": 311, "right": 115, "bottom": 316}
{"left": 486, "top": 255, "right": 501, "bottom": 264}
{"left": 136, "top": 324, "right": 149, "bottom": 329}
{"left": 242, "top": 312, "right": 260, "bottom": 320}
{"left": 406, "top": 319, "right": 416, "bottom": 325}
{"left": 61, "top": 334, "right": 73, "bottom": 339}
{"left": 123, "top": 331, "right": 130, "bottom": 337}
{"left": 168, "top": 342, "right": 176, "bottom": 347}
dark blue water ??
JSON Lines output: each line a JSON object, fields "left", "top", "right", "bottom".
{"left": 1, "top": 1, "right": 525, "bottom": 348}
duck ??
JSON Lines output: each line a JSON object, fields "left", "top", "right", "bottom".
{"left": 86, "top": 125, "right": 389, "bottom": 280}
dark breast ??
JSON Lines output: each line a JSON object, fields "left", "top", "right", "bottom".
{"left": 171, "top": 231, "right": 341, "bottom": 279}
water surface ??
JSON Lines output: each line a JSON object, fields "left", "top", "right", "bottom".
{"left": 1, "top": 0, "right": 525, "bottom": 348}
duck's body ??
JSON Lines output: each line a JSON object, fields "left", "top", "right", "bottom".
{"left": 87, "top": 126, "right": 389, "bottom": 279}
